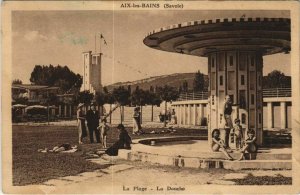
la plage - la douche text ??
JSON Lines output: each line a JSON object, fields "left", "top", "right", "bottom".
{"left": 120, "top": 3, "right": 184, "bottom": 9}
{"left": 123, "top": 185, "right": 185, "bottom": 192}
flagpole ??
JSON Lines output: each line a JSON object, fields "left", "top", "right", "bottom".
{"left": 95, "top": 33, "right": 97, "bottom": 53}
{"left": 99, "top": 34, "right": 102, "bottom": 54}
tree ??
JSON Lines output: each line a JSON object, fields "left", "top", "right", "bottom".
{"left": 182, "top": 80, "right": 189, "bottom": 92}
{"left": 263, "top": 70, "right": 291, "bottom": 89}
{"left": 112, "top": 86, "right": 131, "bottom": 124}
{"left": 131, "top": 88, "right": 148, "bottom": 124}
{"left": 103, "top": 86, "right": 115, "bottom": 123}
{"left": 147, "top": 91, "right": 162, "bottom": 122}
{"left": 193, "top": 71, "right": 206, "bottom": 92}
{"left": 12, "top": 79, "right": 23, "bottom": 85}
{"left": 157, "top": 85, "right": 179, "bottom": 127}
{"left": 30, "top": 64, "right": 82, "bottom": 94}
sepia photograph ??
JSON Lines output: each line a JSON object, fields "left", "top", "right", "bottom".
{"left": 2, "top": 1, "right": 300, "bottom": 194}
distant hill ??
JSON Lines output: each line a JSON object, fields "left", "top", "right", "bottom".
{"left": 106, "top": 73, "right": 201, "bottom": 91}
{"left": 105, "top": 71, "right": 291, "bottom": 92}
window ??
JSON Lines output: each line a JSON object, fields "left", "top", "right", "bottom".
{"left": 212, "top": 95, "right": 214, "bottom": 105}
{"left": 212, "top": 58, "right": 215, "bottom": 68}
{"left": 259, "top": 113, "right": 262, "bottom": 124}
{"left": 229, "top": 56, "right": 234, "bottom": 66}
{"left": 251, "top": 56, "right": 255, "bottom": 66}
{"left": 251, "top": 94, "right": 254, "bottom": 105}
{"left": 229, "top": 95, "right": 234, "bottom": 103}
{"left": 241, "top": 75, "right": 245, "bottom": 85}
{"left": 241, "top": 114, "right": 246, "bottom": 124}
{"left": 220, "top": 76, "right": 223, "bottom": 86}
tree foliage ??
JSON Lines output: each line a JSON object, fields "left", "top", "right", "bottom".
{"left": 78, "top": 90, "right": 94, "bottom": 105}
{"left": 157, "top": 85, "right": 179, "bottom": 127}
{"left": 12, "top": 79, "right": 23, "bottom": 85}
{"left": 112, "top": 86, "right": 131, "bottom": 106}
{"left": 131, "top": 87, "right": 147, "bottom": 106}
{"left": 30, "top": 64, "right": 82, "bottom": 93}
{"left": 263, "top": 70, "right": 291, "bottom": 88}
{"left": 193, "top": 71, "right": 206, "bottom": 92}
{"left": 157, "top": 85, "right": 179, "bottom": 102}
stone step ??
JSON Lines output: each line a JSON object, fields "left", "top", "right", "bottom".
{"left": 118, "top": 150, "right": 292, "bottom": 170}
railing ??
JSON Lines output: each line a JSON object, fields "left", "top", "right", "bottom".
{"left": 177, "top": 91, "right": 209, "bottom": 101}
{"left": 177, "top": 88, "right": 291, "bottom": 101}
{"left": 262, "top": 88, "right": 292, "bottom": 98}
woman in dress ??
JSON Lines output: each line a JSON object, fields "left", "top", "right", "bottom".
{"left": 132, "top": 107, "right": 142, "bottom": 134}
{"left": 77, "top": 103, "right": 87, "bottom": 144}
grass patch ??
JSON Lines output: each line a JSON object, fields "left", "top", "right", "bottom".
{"left": 230, "top": 173, "right": 292, "bottom": 185}
{"left": 13, "top": 125, "right": 204, "bottom": 186}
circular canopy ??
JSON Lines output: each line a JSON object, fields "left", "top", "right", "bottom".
{"left": 144, "top": 18, "right": 290, "bottom": 57}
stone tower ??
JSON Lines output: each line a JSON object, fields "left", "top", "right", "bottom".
{"left": 81, "top": 51, "right": 102, "bottom": 95}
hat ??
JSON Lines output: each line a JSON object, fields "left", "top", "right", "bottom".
{"left": 77, "top": 103, "right": 84, "bottom": 109}
{"left": 117, "top": 124, "right": 125, "bottom": 130}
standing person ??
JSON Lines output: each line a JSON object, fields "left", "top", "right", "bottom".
{"left": 105, "top": 124, "right": 132, "bottom": 156}
{"left": 86, "top": 103, "right": 100, "bottom": 143}
{"left": 221, "top": 95, "right": 235, "bottom": 148}
{"left": 77, "top": 103, "right": 87, "bottom": 144}
{"left": 132, "top": 107, "right": 142, "bottom": 135}
{"left": 231, "top": 118, "right": 243, "bottom": 150}
{"left": 170, "top": 109, "right": 177, "bottom": 124}
{"left": 98, "top": 117, "right": 110, "bottom": 148}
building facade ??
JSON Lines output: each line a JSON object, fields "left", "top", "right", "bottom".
{"left": 81, "top": 51, "right": 102, "bottom": 94}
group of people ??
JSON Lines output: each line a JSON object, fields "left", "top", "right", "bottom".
{"left": 77, "top": 103, "right": 132, "bottom": 156}
{"left": 77, "top": 103, "right": 111, "bottom": 148}
{"left": 211, "top": 95, "right": 258, "bottom": 161}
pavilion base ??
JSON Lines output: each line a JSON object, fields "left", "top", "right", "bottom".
{"left": 118, "top": 137, "right": 292, "bottom": 170}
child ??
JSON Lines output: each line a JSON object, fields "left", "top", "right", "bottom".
{"left": 211, "top": 129, "right": 234, "bottom": 160}
{"left": 231, "top": 118, "right": 243, "bottom": 150}
{"left": 98, "top": 117, "right": 111, "bottom": 149}
{"left": 238, "top": 129, "right": 257, "bottom": 161}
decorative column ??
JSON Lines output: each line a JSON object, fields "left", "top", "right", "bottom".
{"left": 187, "top": 104, "right": 191, "bottom": 125}
{"left": 280, "top": 102, "right": 287, "bottom": 129}
{"left": 64, "top": 104, "right": 67, "bottom": 117}
{"left": 193, "top": 104, "right": 197, "bottom": 125}
{"left": 267, "top": 102, "right": 273, "bottom": 129}
{"left": 183, "top": 105, "right": 186, "bottom": 125}
{"left": 58, "top": 105, "right": 62, "bottom": 117}
{"left": 199, "top": 104, "right": 204, "bottom": 126}
{"left": 69, "top": 105, "right": 72, "bottom": 118}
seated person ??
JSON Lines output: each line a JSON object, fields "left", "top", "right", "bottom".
{"left": 238, "top": 129, "right": 257, "bottom": 161}
{"left": 211, "top": 129, "right": 234, "bottom": 160}
{"left": 38, "top": 143, "right": 77, "bottom": 153}
{"left": 105, "top": 124, "right": 132, "bottom": 156}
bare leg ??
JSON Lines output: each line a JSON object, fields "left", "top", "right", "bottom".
{"left": 220, "top": 148, "right": 233, "bottom": 160}
{"left": 104, "top": 136, "right": 107, "bottom": 148}
{"left": 238, "top": 144, "right": 249, "bottom": 161}
{"left": 78, "top": 125, "right": 83, "bottom": 144}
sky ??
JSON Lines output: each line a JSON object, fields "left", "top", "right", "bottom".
{"left": 12, "top": 10, "right": 291, "bottom": 85}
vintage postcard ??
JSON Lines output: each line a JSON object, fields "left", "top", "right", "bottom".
{"left": 2, "top": 1, "right": 300, "bottom": 194}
